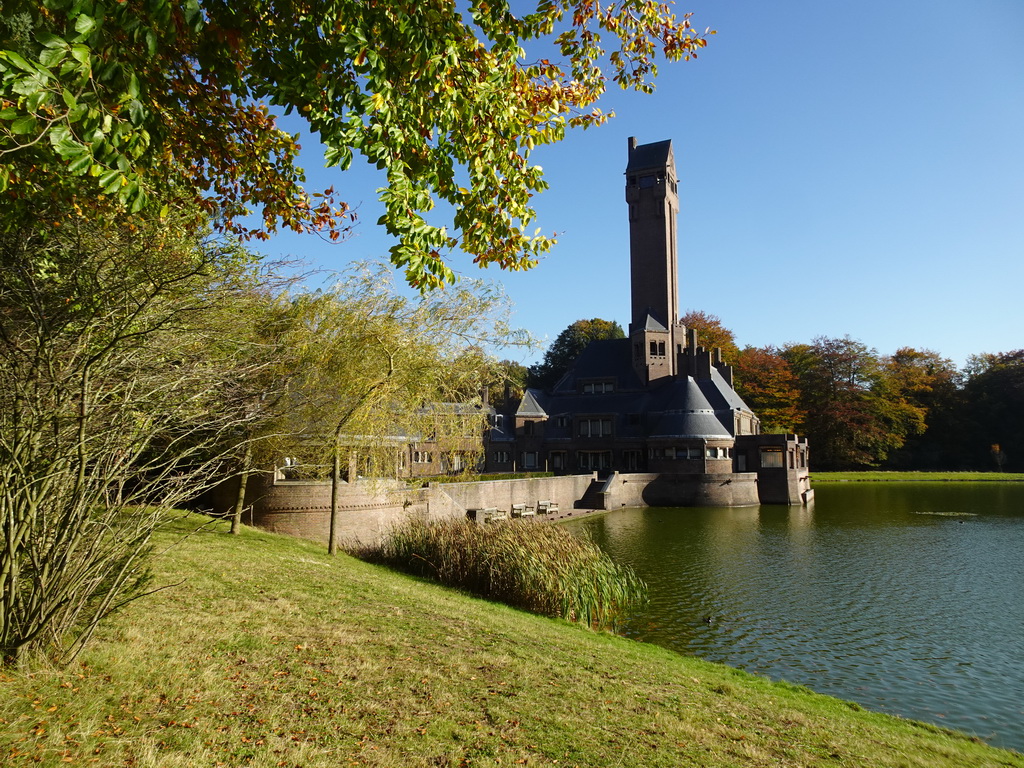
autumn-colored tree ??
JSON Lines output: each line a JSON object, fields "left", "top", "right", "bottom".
{"left": 733, "top": 346, "right": 801, "bottom": 433}
{"left": 529, "top": 318, "right": 625, "bottom": 390}
{"left": 680, "top": 310, "right": 739, "bottom": 364}
{"left": 1, "top": 1, "right": 711, "bottom": 288}
{"left": 782, "top": 337, "right": 926, "bottom": 470}
{"left": 877, "top": 347, "right": 962, "bottom": 469}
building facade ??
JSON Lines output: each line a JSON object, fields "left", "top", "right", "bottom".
{"left": 484, "top": 138, "right": 811, "bottom": 505}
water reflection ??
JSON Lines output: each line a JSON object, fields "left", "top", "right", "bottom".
{"left": 565, "top": 483, "right": 1024, "bottom": 752}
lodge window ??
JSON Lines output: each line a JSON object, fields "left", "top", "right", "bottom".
{"left": 579, "top": 418, "right": 613, "bottom": 438}
{"left": 494, "top": 450, "right": 510, "bottom": 464}
{"left": 550, "top": 451, "right": 566, "bottom": 470}
{"left": 413, "top": 451, "right": 433, "bottom": 463}
{"left": 577, "top": 451, "right": 612, "bottom": 470}
{"left": 555, "top": 416, "right": 569, "bottom": 428}
{"left": 582, "top": 381, "right": 614, "bottom": 394}
{"left": 522, "top": 451, "right": 538, "bottom": 469}
{"left": 760, "top": 447, "right": 784, "bottom": 468}
{"left": 445, "top": 453, "right": 466, "bottom": 472}
{"left": 623, "top": 450, "right": 642, "bottom": 470}
{"left": 523, "top": 421, "right": 535, "bottom": 436}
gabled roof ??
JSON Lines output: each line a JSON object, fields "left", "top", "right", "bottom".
{"left": 516, "top": 388, "right": 548, "bottom": 417}
{"left": 552, "top": 338, "right": 645, "bottom": 393}
{"left": 697, "top": 367, "right": 753, "bottom": 413}
{"left": 641, "top": 313, "right": 668, "bottom": 332}
{"left": 626, "top": 139, "right": 673, "bottom": 173}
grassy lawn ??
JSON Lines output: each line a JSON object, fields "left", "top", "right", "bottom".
{"left": 2, "top": 514, "right": 1021, "bottom": 767}
{"left": 811, "top": 471, "right": 1024, "bottom": 483}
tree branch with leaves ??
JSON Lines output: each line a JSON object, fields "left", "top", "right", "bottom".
{"left": 1, "top": 0, "right": 711, "bottom": 289}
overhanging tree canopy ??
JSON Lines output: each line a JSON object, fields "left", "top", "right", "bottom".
{"left": 0, "top": 0, "right": 711, "bottom": 289}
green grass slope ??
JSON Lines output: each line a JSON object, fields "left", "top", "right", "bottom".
{"left": 2, "top": 515, "right": 1020, "bottom": 767}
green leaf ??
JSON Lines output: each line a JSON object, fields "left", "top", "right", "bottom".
{"left": 39, "top": 46, "right": 66, "bottom": 68}
{"left": 0, "top": 51, "right": 34, "bottom": 72}
{"left": 67, "top": 152, "right": 93, "bottom": 175}
{"left": 26, "top": 90, "right": 49, "bottom": 113}
{"left": 98, "top": 168, "right": 120, "bottom": 189}
{"left": 11, "top": 73, "right": 49, "bottom": 97}
{"left": 75, "top": 15, "right": 98, "bottom": 38}
{"left": 127, "top": 99, "right": 145, "bottom": 125}
{"left": 70, "top": 45, "right": 91, "bottom": 66}
{"left": 129, "top": 189, "right": 146, "bottom": 213}
{"left": 67, "top": 103, "right": 88, "bottom": 123}
{"left": 37, "top": 31, "right": 65, "bottom": 49}
{"left": 102, "top": 171, "right": 124, "bottom": 194}
{"left": 10, "top": 115, "right": 38, "bottom": 135}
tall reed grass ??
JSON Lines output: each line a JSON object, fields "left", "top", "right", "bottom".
{"left": 354, "top": 518, "right": 646, "bottom": 630}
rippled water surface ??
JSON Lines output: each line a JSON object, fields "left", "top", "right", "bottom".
{"left": 564, "top": 483, "right": 1024, "bottom": 751}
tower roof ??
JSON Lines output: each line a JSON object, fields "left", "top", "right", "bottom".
{"left": 626, "top": 138, "right": 673, "bottom": 173}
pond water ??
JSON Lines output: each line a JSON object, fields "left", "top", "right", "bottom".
{"left": 563, "top": 483, "right": 1024, "bottom": 752}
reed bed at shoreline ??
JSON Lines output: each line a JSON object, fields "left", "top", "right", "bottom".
{"left": 352, "top": 517, "right": 646, "bottom": 629}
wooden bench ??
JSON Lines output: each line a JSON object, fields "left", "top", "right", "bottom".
{"left": 537, "top": 500, "right": 558, "bottom": 515}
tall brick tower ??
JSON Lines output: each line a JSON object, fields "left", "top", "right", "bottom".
{"left": 625, "top": 137, "right": 684, "bottom": 384}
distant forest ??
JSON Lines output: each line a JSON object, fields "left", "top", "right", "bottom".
{"left": 517, "top": 313, "right": 1024, "bottom": 473}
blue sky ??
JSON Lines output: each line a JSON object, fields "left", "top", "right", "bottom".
{"left": 254, "top": 0, "right": 1024, "bottom": 370}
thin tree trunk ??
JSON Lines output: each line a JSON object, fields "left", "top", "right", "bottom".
{"left": 329, "top": 442, "right": 341, "bottom": 555}
{"left": 231, "top": 442, "right": 253, "bottom": 535}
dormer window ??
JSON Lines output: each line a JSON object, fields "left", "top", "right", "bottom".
{"left": 582, "top": 381, "right": 614, "bottom": 394}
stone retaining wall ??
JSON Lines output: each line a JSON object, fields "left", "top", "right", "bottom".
{"left": 601, "top": 472, "right": 761, "bottom": 508}
{"left": 210, "top": 473, "right": 600, "bottom": 549}
{"left": 208, "top": 468, "right": 803, "bottom": 549}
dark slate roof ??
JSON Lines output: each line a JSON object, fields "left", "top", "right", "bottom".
{"left": 552, "top": 338, "right": 645, "bottom": 393}
{"left": 648, "top": 378, "right": 732, "bottom": 438}
{"left": 516, "top": 389, "right": 548, "bottom": 417}
{"left": 698, "top": 368, "right": 752, "bottom": 413}
{"left": 641, "top": 313, "right": 668, "bottom": 332}
{"left": 488, "top": 423, "right": 515, "bottom": 442}
{"left": 626, "top": 139, "right": 673, "bottom": 173}
{"left": 650, "top": 409, "right": 732, "bottom": 439}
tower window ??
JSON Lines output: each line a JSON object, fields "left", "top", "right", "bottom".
{"left": 640, "top": 175, "right": 656, "bottom": 188}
